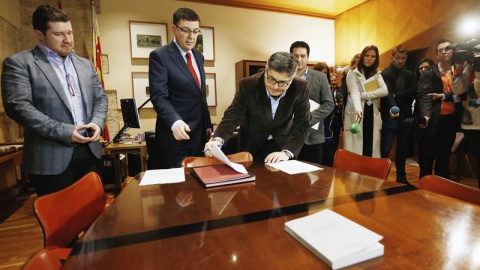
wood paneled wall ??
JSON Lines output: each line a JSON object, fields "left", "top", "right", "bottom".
{"left": 335, "top": 0, "right": 480, "bottom": 69}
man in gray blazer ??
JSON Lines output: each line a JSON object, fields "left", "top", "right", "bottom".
{"left": 290, "top": 41, "right": 334, "bottom": 164}
{"left": 1, "top": 5, "right": 107, "bottom": 196}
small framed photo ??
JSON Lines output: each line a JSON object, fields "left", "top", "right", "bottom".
{"left": 131, "top": 72, "right": 152, "bottom": 108}
{"left": 205, "top": 73, "right": 217, "bottom": 107}
{"left": 195, "top": 26, "right": 215, "bottom": 61}
{"left": 129, "top": 21, "right": 168, "bottom": 59}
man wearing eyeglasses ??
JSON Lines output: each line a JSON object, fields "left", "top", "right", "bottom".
{"left": 149, "top": 8, "right": 212, "bottom": 168}
{"left": 290, "top": 41, "right": 334, "bottom": 165}
{"left": 417, "top": 39, "right": 457, "bottom": 179}
{"left": 1, "top": 5, "right": 107, "bottom": 196}
{"left": 204, "top": 52, "right": 311, "bottom": 163}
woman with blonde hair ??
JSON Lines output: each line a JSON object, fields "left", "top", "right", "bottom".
{"left": 343, "top": 45, "right": 388, "bottom": 157}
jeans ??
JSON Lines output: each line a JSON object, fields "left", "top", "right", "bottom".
{"left": 381, "top": 117, "right": 409, "bottom": 183}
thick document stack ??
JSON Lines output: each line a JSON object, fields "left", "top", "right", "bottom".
{"left": 191, "top": 145, "right": 255, "bottom": 188}
{"left": 191, "top": 164, "right": 255, "bottom": 188}
{"left": 285, "top": 209, "right": 384, "bottom": 269}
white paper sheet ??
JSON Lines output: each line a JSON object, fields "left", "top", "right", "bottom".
{"left": 209, "top": 144, "right": 248, "bottom": 173}
{"left": 139, "top": 168, "right": 186, "bottom": 186}
{"left": 266, "top": 160, "right": 323, "bottom": 174}
{"left": 309, "top": 99, "right": 320, "bottom": 130}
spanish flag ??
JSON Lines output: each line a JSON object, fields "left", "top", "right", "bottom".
{"left": 92, "top": 3, "right": 110, "bottom": 141}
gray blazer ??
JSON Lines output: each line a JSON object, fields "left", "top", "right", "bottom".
{"left": 1, "top": 46, "right": 108, "bottom": 175}
{"left": 305, "top": 68, "right": 334, "bottom": 145}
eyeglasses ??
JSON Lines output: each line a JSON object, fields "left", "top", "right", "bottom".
{"left": 438, "top": 47, "right": 451, "bottom": 53}
{"left": 174, "top": 25, "right": 201, "bottom": 35}
{"left": 66, "top": 73, "right": 75, "bottom": 96}
{"left": 419, "top": 66, "right": 430, "bottom": 71}
{"left": 266, "top": 71, "right": 293, "bottom": 88}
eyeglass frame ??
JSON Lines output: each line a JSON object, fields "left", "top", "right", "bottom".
{"left": 66, "top": 73, "right": 75, "bottom": 96}
{"left": 174, "top": 24, "right": 202, "bottom": 35}
{"left": 265, "top": 70, "right": 293, "bottom": 88}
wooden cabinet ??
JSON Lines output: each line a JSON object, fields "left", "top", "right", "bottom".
{"left": 235, "top": 60, "right": 266, "bottom": 91}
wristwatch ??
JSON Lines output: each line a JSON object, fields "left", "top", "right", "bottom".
{"left": 282, "top": 150, "right": 294, "bottom": 159}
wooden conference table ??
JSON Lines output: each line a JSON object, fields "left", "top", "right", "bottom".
{"left": 63, "top": 162, "right": 480, "bottom": 269}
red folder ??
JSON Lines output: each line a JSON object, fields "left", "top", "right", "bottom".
{"left": 191, "top": 164, "right": 255, "bottom": 188}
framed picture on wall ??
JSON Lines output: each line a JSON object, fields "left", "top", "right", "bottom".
{"left": 195, "top": 26, "right": 215, "bottom": 61}
{"left": 205, "top": 73, "right": 217, "bottom": 107}
{"left": 131, "top": 72, "right": 152, "bottom": 108}
{"left": 129, "top": 21, "right": 168, "bottom": 59}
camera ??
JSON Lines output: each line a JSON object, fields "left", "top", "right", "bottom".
{"left": 449, "top": 38, "right": 480, "bottom": 63}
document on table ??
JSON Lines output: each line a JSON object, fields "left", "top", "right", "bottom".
{"left": 266, "top": 160, "right": 323, "bottom": 174}
{"left": 139, "top": 168, "right": 185, "bottom": 186}
{"left": 285, "top": 209, "right": 384, "bottom": 269}
{"left": 208, "top": 144, "right": 248, "bottom": 173}
{"left": 309, "top": 99, "right": 320, "bottom": 130}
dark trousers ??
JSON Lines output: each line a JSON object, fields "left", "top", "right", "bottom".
{"left": 464, "top": 130, "right": 480, "bottom": 188}
{"left": 362, "top": 102, "right": 374, "bottom": 157}
{"left": 299, "top": 143, "right": 324, "bottom": 164}
{"left": 159, "top": 144, "right": 205, "bottom": 169}
{"left": 30, "top": 144, "right": 102, "bottom": 197}
{"left": 381, "top": 117, "right": 410, "bottom": 183}
{"left": 419, "top": 114, "right": 457, "bottom": 179}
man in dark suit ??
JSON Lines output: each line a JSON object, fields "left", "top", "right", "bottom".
{"left": 417, "top": 39, "right": 456, "bottom": 179}
{"left": 204, "top": 52, "right": 311, "bottom": 163}
{"left": 290, "top": 41, "right": 334, "bottom": 164}
{"left": 380, "top": 45, "right": 417, "bottom": 184}
{"left": 1, "top": 5, "right": 107, "bottom": 196}
{"left": 149, "top": 8, "right": 212, "bottom": 168}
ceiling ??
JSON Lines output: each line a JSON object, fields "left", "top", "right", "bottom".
{"left": 180, "top": 0, "right": 370, "bottom": 18}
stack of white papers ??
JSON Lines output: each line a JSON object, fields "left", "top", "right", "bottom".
{"left": 266, "top": 160, "right": 323, "bottom": 175}
{"left": 285, "top": 209, "right": 384, "bottom": 269}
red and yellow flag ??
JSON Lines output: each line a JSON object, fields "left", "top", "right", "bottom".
{"left": 92, "top": 4, "right": 110, "bottom": 141}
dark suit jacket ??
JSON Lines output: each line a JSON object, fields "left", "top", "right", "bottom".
{"left": 305, "top": 69, "right": 334, "bottom": 145}
{"left": 1, "top": 46, "right": 107, "bottom": 175}
{"left": 149, "top": 41, "right": 211, "bottom": 149}
{"left": 380, "top": 63, "right": 417, "bottom": 120}
{"left": 417, "top": 65, "right": 454, "bottom": 135}
{"left": 214, "top": 72, "right": 311, "bottom": 157}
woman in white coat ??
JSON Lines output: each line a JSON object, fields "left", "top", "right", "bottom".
{"left": 343, "top": 45, "right": 388, "bottom": 157}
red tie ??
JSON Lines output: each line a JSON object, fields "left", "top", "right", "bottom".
{"left": 186, "top": 52, "right": 201, "bottom": 89}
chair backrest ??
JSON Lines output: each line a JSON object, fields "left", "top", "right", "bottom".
{"left": 34, "top": 172, "right": 109, "bottom": 248}
{"left": 418, "top": 175, "right": 480, "bottom": 206}
{"left": 181, "top": 152, "right": 253, "bottom": 169}
{"left": 20, "top": 248, "right": 61, "bottom": 270}
{"left": 333, "top": 148, "right": 391, "bottom": 179}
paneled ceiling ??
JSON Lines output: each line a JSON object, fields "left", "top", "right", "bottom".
{"left": 180, "top": 0, "right": 370, "bottom": 18}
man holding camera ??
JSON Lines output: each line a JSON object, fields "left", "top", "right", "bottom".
{"left": 417, "top": 39, "right": 457, "bottom": 179}
{"left": 451, "top": 43, "right": 480, "bottom": 188}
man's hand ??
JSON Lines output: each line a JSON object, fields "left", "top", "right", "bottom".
{"left": 389, "top": 109, "right": 400, "bottom": 119}
{"left": 71, "top": 123, "right": 102, "bottom": 143}
{"left": 428, "top": 93, "right": 444, "bottom": 101}
{"left": 173, "top": 122, "right": 191, "bottom": 140}
{"left": 203, "top": 140, "right": 218, "bottom": 158}
{"left": 265, "top": 151, "right": 289, "bottom": 163}
{"left": 418, "top": 116, "right": 429, "bottom": 129}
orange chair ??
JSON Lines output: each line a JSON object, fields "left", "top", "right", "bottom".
{"left": 181, "top": 151, "right": 253, "bottom": 169}
{"left": 20, "top": 248, "right": 61, "bottom": 270}
{"left": 333, "top": 148, "right": 392, "bottom": 179}
{"left": 33, "top": 172, "right": 113, "bottom": 260}
{"left": 418, "top": 175, "right": 480, "bottom": 206}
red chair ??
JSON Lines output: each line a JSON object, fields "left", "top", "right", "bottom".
{"left": 33, "top": 172, "right": 113, "bottom": 260}
{"left": 333, "top": 149, "right": 392, "bottom": 179}
{"left": 20, "top": 248, "right": 61, "bottom": 270}
{"left": 418, "top": 175, "right": 480, "bottom": 206}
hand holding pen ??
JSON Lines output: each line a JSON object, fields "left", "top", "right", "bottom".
{"left": 203, "top": 137, "right": 224, "bottom": 157}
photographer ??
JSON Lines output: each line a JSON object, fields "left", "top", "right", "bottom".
{"left": 451, "top": 43, "right": 480, "bottom": 188}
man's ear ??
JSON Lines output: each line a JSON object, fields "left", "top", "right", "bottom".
{"left": 33, "top": 29, "right": 44, "bottom": 42}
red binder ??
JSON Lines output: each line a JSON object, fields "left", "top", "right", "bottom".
{"left": 191, "top": 164, "right": 255, "bottom": 188}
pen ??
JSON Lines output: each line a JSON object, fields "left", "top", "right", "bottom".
{"left": 202, "top": 144, "right": 223, "bottom": 153}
